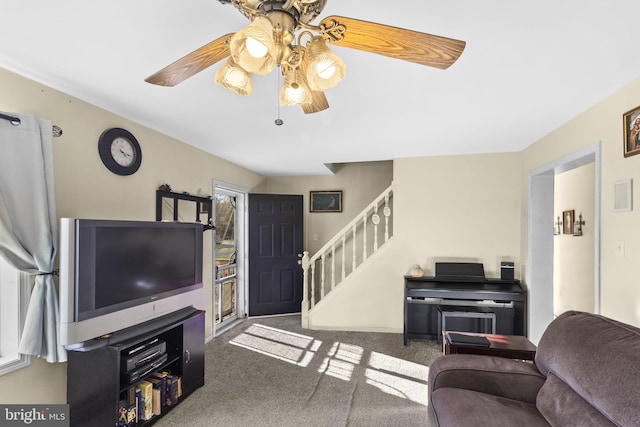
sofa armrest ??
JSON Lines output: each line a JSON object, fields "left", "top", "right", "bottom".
{"left": 429, "top": 354, "right": 546, "bottom": 404}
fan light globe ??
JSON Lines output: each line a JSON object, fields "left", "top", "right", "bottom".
{"left": 279, "top": 68, "right": 312, "bottom": 106}
{"left": 214, "top": 58, "right": 253, "bottom": 96}
{"left": 285, "top": 86, "right": 306, "bottom": 104}
{"left": 230, "top": 16, "right": 276, "bottom": 75}
{"left": 316, "top": 60, "right": 336, "bottom": 79}
{"left": 245, "top": 37, "right": 269, "bottom": 58}
{"left": 304, "top": 36, "right": 346, "bottom": 91}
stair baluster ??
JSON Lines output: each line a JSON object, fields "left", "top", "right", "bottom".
{"left": 341, "top": 234, "right": 347, "bottom": 281}
{"left": 331, "top": 244, "right": 336, "bottom": 293}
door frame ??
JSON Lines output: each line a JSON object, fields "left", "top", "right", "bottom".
{"left": 527, "top": 142, "right": 601, "bottom": 344}
{"left": 212, "top": 180, "right": 249, "bottom": 339}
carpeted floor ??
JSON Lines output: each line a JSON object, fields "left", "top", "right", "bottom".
{"left": 155, "top": 315, "right": 442, "bottom": 427}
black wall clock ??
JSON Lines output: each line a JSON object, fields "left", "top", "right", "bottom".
{"left": 98, "top": 128, "right": 142, "bottom": 176}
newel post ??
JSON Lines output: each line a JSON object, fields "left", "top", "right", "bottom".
{"left": 299, "top": 251, "right": 310, "bottom": 328}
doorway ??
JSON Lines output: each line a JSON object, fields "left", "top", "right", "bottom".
{"left": 213, "top": 182, "right": 248, "bottom": 337}
{"left": 527, "top": 142, "right": 601, "bottom": 343}
{"left": 553, "top": 164, "right": 596, "bottom": 316}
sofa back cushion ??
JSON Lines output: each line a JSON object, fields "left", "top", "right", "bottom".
{"left": 535, "top": 311, "right": 640, "bottom": 426}
{"left": 536, "top": 373, "right": 615, "bottom": 426}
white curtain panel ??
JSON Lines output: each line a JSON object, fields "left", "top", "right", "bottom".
{"left": 0, "top": 112, "right": 65, "bottom": 363}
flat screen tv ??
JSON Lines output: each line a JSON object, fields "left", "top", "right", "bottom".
{"left": 59, "top": 218, "right": 204, "bottom": 348}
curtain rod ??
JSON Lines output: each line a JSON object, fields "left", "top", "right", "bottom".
{"left": 0, "top": 112, "right": 63, "bottom": 138}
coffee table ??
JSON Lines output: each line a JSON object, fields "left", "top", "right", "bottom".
{"left": 442, "top": 331, "right": 537, "bottom": 361}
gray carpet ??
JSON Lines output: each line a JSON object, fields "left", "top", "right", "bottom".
{"left": 155, "top": 315, "right": 441, "bottom": 427}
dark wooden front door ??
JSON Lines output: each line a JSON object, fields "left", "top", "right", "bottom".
{"left": 248, "top": 194, "right": 303, "bottom": 316}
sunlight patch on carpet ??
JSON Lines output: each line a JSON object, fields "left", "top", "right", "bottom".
{"left": 229, "top": 324, "right": 321, "bottom": 367}
{"left": 245, "top": 324, "right": 317, "bottom": 349}
{"left": 368, "top": 352, "right": 429, "bottom": 381}
{"left": 317, "top": 357, "right": 356, "bottom": 381}
{"left": 365, "top": 369, "right": 429, "bottom": 406}
{"left": 327, "top": 341, "right": 364, "bottom": 365}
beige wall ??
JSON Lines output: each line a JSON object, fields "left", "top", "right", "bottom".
{"left": 521, "top": 75, "right": 640, "bottom": 328}
{"left": 309, "top": 152, "right": 523, "bottom": 331}
{"left": 0, "top": 67, "right": 265, "bottom": 403}
{"left": 553, "top": 164, "right": 596, "bottom": 315}
{"left": 260, "top": 161, "right": 393, "bottom": 254}
{"left": 394, "top": 154, "right": 522, "bottom": 278}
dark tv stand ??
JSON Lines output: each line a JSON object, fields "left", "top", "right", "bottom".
{"left": 66, "top": 309, "right": 205, "bottom": 427}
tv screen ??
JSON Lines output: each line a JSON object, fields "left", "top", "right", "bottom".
{"left": 76, "top": 222, "right": 201, "bottom": 321}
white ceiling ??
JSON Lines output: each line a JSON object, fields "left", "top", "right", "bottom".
{"left": 2, "top": 1, "right": 640, "bottom": 176}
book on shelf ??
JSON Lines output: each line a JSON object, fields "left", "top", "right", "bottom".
{"left": 126, "top": 387, "right": 137, "bottom": 413}
{"left": 138, "top": 380, "right": 154, "bottom": 421}
{"left": 446, "top": 332, "right": 491, "bottom": 347}
{"left": 149, "top": 372, "right": 167, "bottom": 409}
{"left": 135, "top": 388, "right": 142, "bottom": 422}
{"left": 152, "top": 388, "right": 161, "bottom": 416}
{"left": 146, "top": 377, "right": 163, "bottom": 416}
{"left": 164, "top": 373, "right": 180, "bottom": 406}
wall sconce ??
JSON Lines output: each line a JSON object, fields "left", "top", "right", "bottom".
{"left": 554, "top": 216, "right": 563, "bottom": 236}
{"left": 573, "top": 213, "right": 585, "bottom": 236}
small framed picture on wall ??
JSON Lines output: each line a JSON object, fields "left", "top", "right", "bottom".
{"left": 562, "top": 210, "right": 575, "bottom": 235}
{"left": 623, "top": 105, "right": 640, "bottom": 157}
{"left": 310, "top": 191, "right": 342, "bottom": 212}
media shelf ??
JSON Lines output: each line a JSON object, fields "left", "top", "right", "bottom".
{"left": 66, "top": 308, "right": 205, "bottom": 427}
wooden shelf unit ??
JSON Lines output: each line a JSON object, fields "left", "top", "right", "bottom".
{"left": 156, "top": 190, "right": 214, "bottom": 231}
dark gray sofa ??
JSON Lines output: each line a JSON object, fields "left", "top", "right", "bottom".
{"left": 428, "top": 310, "right": 640, "bottom": 426}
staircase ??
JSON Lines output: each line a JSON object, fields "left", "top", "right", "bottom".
{"left": 299, "top": 185, "right": 394, "bottom": 328}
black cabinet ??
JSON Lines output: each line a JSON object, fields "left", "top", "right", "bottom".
{"left": 179, "top": 313, "right": 205, "bottom": 397}
{"left": 67, "top": 309, "right": 205, "bottom": 427}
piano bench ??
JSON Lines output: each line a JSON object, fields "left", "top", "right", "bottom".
{"left": 437, "top": 305, "right": 496, "bottom": 343}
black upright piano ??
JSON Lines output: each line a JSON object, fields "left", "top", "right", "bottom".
{"left": 403, "top": 262, "right": 527, "bottom": 345}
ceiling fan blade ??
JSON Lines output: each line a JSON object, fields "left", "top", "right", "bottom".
{"left": 318, "top": 16, "right": 465, "bottom": 70}
{"left": 145, "top": 33, "right": 234, "bottom": 87}
{"left": 302, "top": 90, "right": 330, "bottom": 114}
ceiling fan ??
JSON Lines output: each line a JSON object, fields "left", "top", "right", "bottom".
{"left": 145, "top": 0, "right": 466, "bottom": 114}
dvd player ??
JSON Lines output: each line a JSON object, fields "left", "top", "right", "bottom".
{"left": 121, "top": 353, "right": 168, "bottom": 384}
{"left": 122, "top": 338, "right": 166, "bottom": 373}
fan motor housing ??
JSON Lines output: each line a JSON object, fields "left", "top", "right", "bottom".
{"left": 231, "top": 0, "right": 326, "bottom": 25}
{"left": 290, "top": 0, "right": 327, "bottom": 25}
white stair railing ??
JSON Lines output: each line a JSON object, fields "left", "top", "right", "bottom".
{"left": 299, "top": 185, "right": 393, "bottom": 326}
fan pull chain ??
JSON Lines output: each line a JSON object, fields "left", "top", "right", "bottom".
{"left": 275, "top": 66, "right": 283, "bottom": 126}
